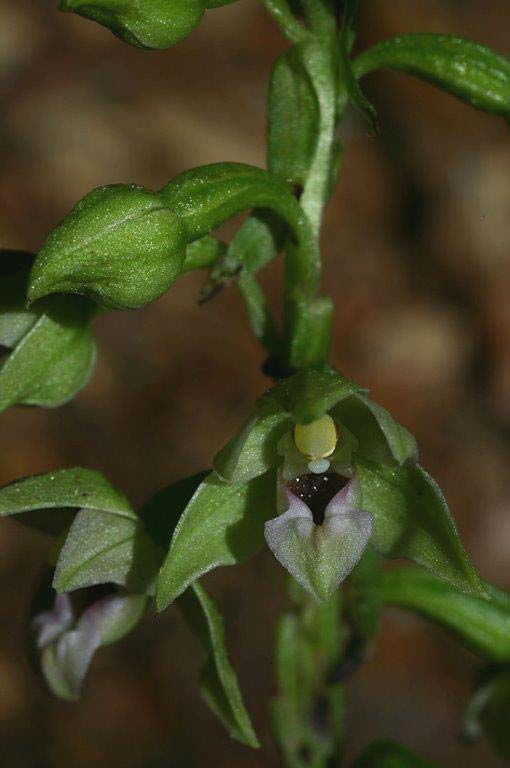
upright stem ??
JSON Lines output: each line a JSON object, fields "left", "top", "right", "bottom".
{"left": 299, "top": 1, "right": 339, "bottom": 235}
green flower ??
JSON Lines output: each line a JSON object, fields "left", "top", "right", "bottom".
{"left": 156, "top": 366, "right": 484, "bottom": 611}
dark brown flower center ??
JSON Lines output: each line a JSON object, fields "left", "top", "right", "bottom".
{"left": 287, "top": 473, "right": 349, "bottom": 525}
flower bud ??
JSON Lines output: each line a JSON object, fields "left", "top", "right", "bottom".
{"left": 59, "top": 0, "right": 206, "bottom": 50}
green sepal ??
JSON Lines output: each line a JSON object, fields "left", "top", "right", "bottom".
{"left": 214, "top": 401, "right": 292, "bottom": 483}
{"left": 332, "top": 392, "right": 418, "bottom": 466}
{"left": 339, "top": 0, "right": 378, "bottom": 131}
{"left": 355, "top": 459, "right": 485, "bottom": 598}
{"left": 53, "top": 506, "right": 160, "bottom": 594}
{"left": 156, "top": 470, "right": 276, "bottom": 610}
{"left": 214, "top": 366, "right": 363, "bottom": 484}
{"left": 28, "top": 184, "right": 186, "bottom": 309}
{"left": 354, "top": 34, "right": 510, "bottom": 119}
{"left": 380, "top": 568, "right": 510, "bottom": 663}
{"left": 269, "top": 364, "right": 364, "bottom": 424}
{"left": 177, "top": 582, "right": 259, "bottom": 748}
{"left": 0, "top": 467, "right": 131, "bottom": 535}
{"left": 267, "top": 43, "right": 319, "bottom": 187}
{"left": 59, "top": 0, "right": 205, "bottom": 50}
{"left": 351, "top": 740, "right": 440, "bottom": 768}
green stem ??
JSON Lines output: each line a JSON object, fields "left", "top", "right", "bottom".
{"left": 272, "top": 579, "right": 346, "bottom": 768}
{"left": 298, "top": 32, "right": 338, "bottom": 235}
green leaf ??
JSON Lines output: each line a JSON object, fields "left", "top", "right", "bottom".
{"left": 351, "top": 739, "right": 440, "bottom": 767}
{"left": 0, "top": 467, "right": 132, "bottom": 535}
{"left": 380, "top": 568, "right": 510, "bottom": 662}
{"left": 355, "top": 459, "right": 484, "bottom": 598}
{"left": 353, "top": 34, "right": 510, "bottom": 119}
{"left": 54, "top": 506, "right": 159, "bottom": 593}
{"left": 59, "top": 0, "right": 206, "bottom": 50}
{"left": 339, "top": 0, "right": 378, "bottom": 130}
{"left": 28, "top": 184, "right": 186, "bottom": 309}
{"left": 332, "top": 393, "right": 418, "bottom": 466}
{"left": 268, "top": 44, "right": 320, "bottom": 187}
{"left": 270, "top": 364, "right": 364, "bottom": 424}
{"left": 156, "top": 471, "right": 276, "bottom": 610}
{"left": 178, "top": 582, "right": 259, "bottom": 748}
{"left": 272, "top": 586, "right": 344, "bottom": 768}
{"left": 0, "top": 297, "right": 95, "bottom": 410}
{"left": 214, "top": 401, "right": 292, "bottom": 483}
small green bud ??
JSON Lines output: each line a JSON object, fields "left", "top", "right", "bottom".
{"left": 59, "top": 0, "right": 206, "bottom": 50}
{"left": 28, "top": 185, "right": 187, "bottom": 309}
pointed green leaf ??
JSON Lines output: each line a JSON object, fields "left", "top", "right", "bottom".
{"left": 28, "top": 185, "right": 186, "bottom": 309}
{"left": 380, "top": 568, "right": 510, "bottom": 662}
{"left": 352, "top": 740, "right": 440, "bottom": 768}
{"left": 353, "top": 34, "right": 510, "bottom": 119}
{"left": 59, "top": 0, "right": 205, "bottom": 50}
{"left": 0, "top": 295, "right": 96, "bottom": 414}
{"left": 0, "top": 467, "right": 132, "bottom": 534}
{"left": 178, "top": 582, "right": 259, "bottom": 748}
{"left": 332, "top": 393, "right": 418, "bottom": 465}
{"left": 54, "top": 507, "right": 159, "bottom": 593}
{"left": 156, "top": 471, "right": 276, "bottom": 610}
{"left": 356, "top": 459, "right": 484, "bottom": 597}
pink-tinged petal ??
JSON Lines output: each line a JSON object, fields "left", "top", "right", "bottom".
{"left": 35, "top": 592, "right": 146, "bottom": 701}
{"left": 265, "top": 476, "right": 373, "bottom": 602}
{"left": 324, "top": 475, "right": 363, "bottom": 517}
{"left": 33, "top": 594, "right": 74, "bottom": 650}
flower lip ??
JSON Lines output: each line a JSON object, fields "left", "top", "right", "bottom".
{"left": 286, "top": 472, "right": 349, "bottom": 525}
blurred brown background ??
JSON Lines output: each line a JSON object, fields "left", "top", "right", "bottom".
{"left": 1, "top": 0, "right": 510, "bottom": 765}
